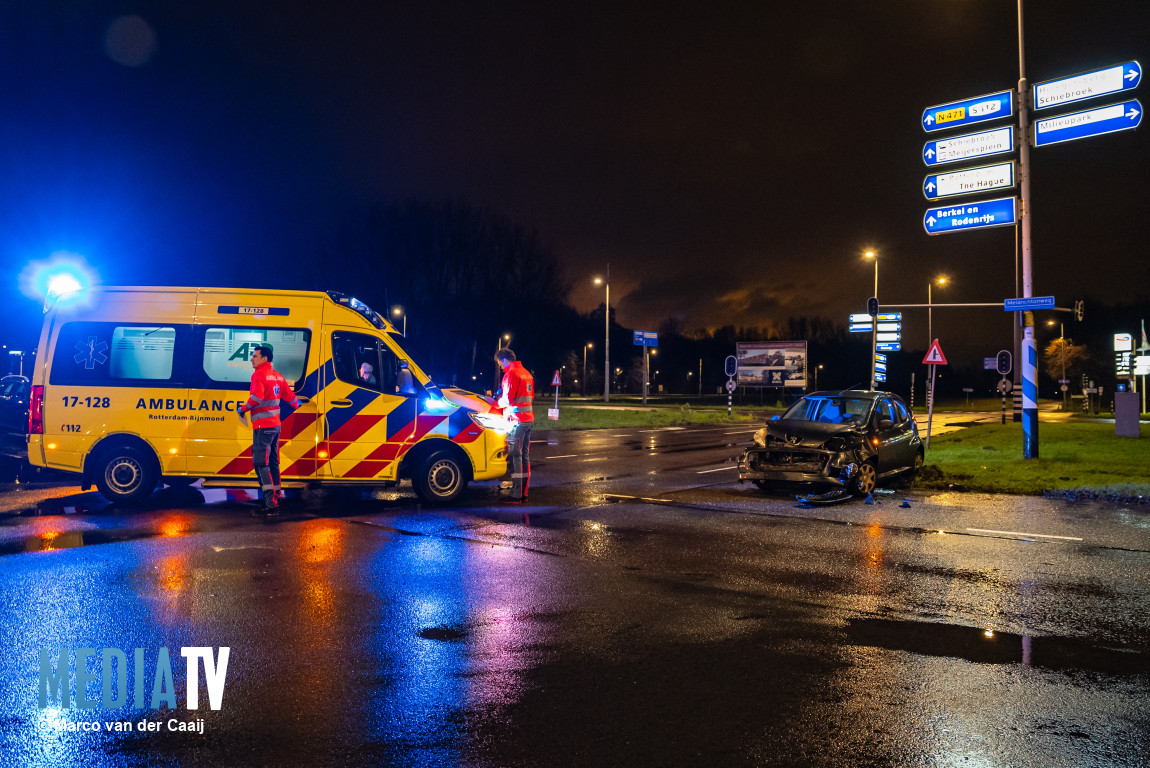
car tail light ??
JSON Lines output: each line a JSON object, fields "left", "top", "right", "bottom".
{"left": 29, "top": 385, "right": 44, "bottom": 434}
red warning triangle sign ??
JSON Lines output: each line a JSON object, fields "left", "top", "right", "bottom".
{"left": 552, "top": 370, "right": 562, "bottom": 386}
{"left": 922, "top": 339, "right": 948, "bottom": 365}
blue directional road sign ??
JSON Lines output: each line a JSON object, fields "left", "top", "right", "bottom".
{"left": 1034, "top": 100, "right": 1142, "bottom": 147}
{"left": 924, "top": 196, "right": 1016, "bottom": 235}
{"left": 922, "top": 90, "right": 1013, "bottom": 133}
{"left": 876, "top": 343, "right": 901, "bottom": 352}
{"left": 875, "top": 372, "right": 887, "bottom": 383}
{"left": 923, "top": 126, "right": 1014, "bottom": 167}
{"left": 632, "top": 330, "right": 658, "bottom": 346}
{"left": 1034, "top": 61, "right": 1141, "bottom": 111}
{"left": 924, "top": 161, "right": 1015, "bottom": 200}
{"left": 849, "top": 324, "right": 874, "bottom": 333}
{"left": 1004, "top": 296, "right": 1055, "bottom": 311}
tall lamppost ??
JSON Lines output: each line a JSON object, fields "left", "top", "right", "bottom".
{"left": 594, "top": 270, "right": 610, "bottom": 402}
{"left": 391, "top": 306, "right": 406, "bottom": 336}
{"left": 814, "top": 363, "right": 823, "bottom": 391}
{"left": 927, "top": 276, "right": 947, "bottom": 348}
{"left": 1048, "top": 319, "right": 1067, "bottom": 410}
{"left": 864, "top": 250, "right": 877, "bottom": 390}
{"left": 927, "top": 276, "right": 947, "bottom": 405}
{"left": 582, "top": 342, "right": 592, "bottom": 396}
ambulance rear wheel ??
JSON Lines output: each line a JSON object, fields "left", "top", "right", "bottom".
{"left": 95, "top": 446, "right": 158, "bottom": 505}
{"left": 412, "top": 451, "right": 466, "bottom": 505}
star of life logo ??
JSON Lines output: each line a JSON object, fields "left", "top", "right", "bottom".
{"left": 74, "top": 336, "right": 109, "bottom": 369}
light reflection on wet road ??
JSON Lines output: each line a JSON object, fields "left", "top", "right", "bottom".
{"left": 0, "top": 424, "right": 1147, "bottom": 767}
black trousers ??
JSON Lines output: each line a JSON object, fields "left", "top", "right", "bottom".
{"left": 252, "top": 426, "right": 281, "bottom": 508}
{"left": 506, "top": 422, "right": 532, "bottom": 500}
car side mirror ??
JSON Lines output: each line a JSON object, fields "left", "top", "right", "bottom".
{"left": 877, "top": 417, "right": 893, "bottom": 429}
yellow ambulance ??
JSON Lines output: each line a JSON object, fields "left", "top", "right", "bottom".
{"left": 27, "top": 286, "right": 509, "bottom": 504}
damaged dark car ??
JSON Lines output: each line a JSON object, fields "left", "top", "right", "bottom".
{"left": 737, "top": 390, "right": 923, "bottom": 496}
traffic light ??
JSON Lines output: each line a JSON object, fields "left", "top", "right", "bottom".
{"left": 996, "top": 349, "right": 1012, "bottom": 375}
{"left": 1074, "top": 300, "right": 1085, "bottom": 322}
{"left": 867, "top": 297, "right": 879, "bottom": 317}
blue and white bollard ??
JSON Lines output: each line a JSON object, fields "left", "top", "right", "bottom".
{"left": 1022, "top": 328, "right": 1039, "bottom": 458}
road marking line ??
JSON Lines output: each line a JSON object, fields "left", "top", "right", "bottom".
{"left": 546, "top": 454, "right": 579, "bottom": 459}
{"left": 638, "top": 427, "right": 686, "bottom": 432}
{"left": 966, "top": 528, "right": 1084, "bottom": 541}
{"left": 724, "top": 430, "right": 757, "bottom": 434}
{"left": 697, "top": 465, "right": 737, "bottom": 474}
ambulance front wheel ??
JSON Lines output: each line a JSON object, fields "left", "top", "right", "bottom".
{"left": 412, "top": 450, "right": 467, "bottom": 505}
{"left": 95, "top": 445, "right": 159, "bottom": 505}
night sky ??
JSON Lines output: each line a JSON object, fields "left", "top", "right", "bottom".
{"left": 2, "top": 0, "right": 1148, "bottom": 362}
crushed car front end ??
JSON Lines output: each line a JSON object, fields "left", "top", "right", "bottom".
{"left": 737, "top": 421, "right": 876, "bottom": 488}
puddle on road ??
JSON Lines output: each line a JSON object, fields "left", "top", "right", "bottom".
{"left": 847, "top": 617, "right": 1148, "bottom": 676}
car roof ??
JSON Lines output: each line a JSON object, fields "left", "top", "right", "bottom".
{"left": 804, "top": 389, "right": 896, "bottom": 401}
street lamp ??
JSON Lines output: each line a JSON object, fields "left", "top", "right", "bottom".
{"left": 583, "top": 342, "right": 592, "bottom": 396}
{"left": 391, "top": 306, "right": 406, "bottom": 336}
{"left": 1048, "top": 319, "right": 1067, "bottom": 410}
{"left": 814, "top": 363, "right": 823, "bottom": 391}
{"left": 864, "top": 250, "right": 877, "bottom": 390}
{"left": 594, "top": 271, "right": 610, "bottom": 402}
{"left": 927, "top": 276, "right": 947, "bottom": 348}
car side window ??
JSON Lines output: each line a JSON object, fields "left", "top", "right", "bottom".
{"left": 877, "top": 399, "right": 897, "bottom": 424}
{"left": 893, "top": 399, "right": 910, "bottom": 424}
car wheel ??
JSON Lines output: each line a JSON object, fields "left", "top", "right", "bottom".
{"left": 412, "top": 450, "right": 467, "bottom": 505}
{"left": 848, "top": 460, "right": 877, "bottom": 496}
{"left": 910, "top": 451, "right": 924, "bottom": 477}
{"left": 95, "top": 446, "right": 158, "bottom": 505}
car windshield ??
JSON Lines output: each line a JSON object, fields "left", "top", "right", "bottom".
{"left": 782, "top": 396, "right": 872, "bottom": 426}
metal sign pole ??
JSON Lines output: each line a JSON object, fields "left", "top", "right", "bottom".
{"left": 925, "top": 364, "right": 937, "bottom": 449}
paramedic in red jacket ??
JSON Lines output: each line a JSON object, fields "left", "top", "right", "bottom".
{"left": 495, "top": 348, "right": 534, "bottom": 504}
{"left": 238, "top": 344, "right": 302, "bottom": 514}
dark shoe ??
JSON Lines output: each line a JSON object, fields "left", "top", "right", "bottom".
{"left": 251, "top": 507, "right": 280, "bottom": 518}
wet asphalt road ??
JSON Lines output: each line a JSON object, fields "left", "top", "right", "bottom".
{"left": 0, "top": 424, "right": 1148, "bottom": 767}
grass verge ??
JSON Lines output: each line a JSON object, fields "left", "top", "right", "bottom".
{"left": 919, "top": 421, "right": 1150, "bottom": 499}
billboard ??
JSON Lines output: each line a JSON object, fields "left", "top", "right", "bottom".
{"left": 735, "top": 341, "right": 807, "bottom": 388}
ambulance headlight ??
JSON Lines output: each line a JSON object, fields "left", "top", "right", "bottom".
{"left": 422, "top": 395, "right": 455, "bottom": 413}
{"left": 469, "top": 411, "right": 510, "bottom": 434}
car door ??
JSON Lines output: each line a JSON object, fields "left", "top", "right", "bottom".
{"left": 873, "top": 397, "right": 914, "bottom": 474}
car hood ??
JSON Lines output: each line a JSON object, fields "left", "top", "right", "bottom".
{"left": 766, "top": 419, "right": 865, "bottom": 447}
{"left": 440, "top": 387, "right": 501, "bottom": 415}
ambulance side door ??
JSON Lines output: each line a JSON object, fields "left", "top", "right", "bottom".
{"left": 320, "top": 330, "right": 412, "bottom": 480}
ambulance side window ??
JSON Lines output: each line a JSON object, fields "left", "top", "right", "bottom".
{"left": 50, "top": 322, "right": 188, "bottom": 387}
{"left": 199, "top": 327, "right": 310, "bottom": 389}
{"left": 377, "top": 345, "right": 413, "bottom": 397}
{"left": 331, "top": 332, "right": 385, "bottom": 392}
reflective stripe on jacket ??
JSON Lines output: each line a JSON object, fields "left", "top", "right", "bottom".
{"left": 499, "top": 361, "right": 534, "bottom": 423}
{"left": 241, "top": 361, "right": 301, "bottom": 428}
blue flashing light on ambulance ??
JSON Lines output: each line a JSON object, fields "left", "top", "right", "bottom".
{"left": 27, "top": 286, "right": 509, "bottom": 504}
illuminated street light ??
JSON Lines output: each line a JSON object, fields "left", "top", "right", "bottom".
{"left": 391, "top": 306, "right": 406, "bottom": 336}
{"left": 583, "top": 342, "right": 593, "bottom": 396}
{"left": 927, "top": 276, "right": 947, "bottom": 348}
{"left": 1048, "top": 318, "right": 1068, "bottom": 410}
{"left": 864, "top": 250, "right": 877, "bottom": 390}
{"left": 595, "top": 271, "right": 610, "bottom": 401}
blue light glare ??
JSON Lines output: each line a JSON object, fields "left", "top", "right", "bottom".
{"left": 422, "top": 396, "right": 455, "bottom": 413}
{"left": 18, "top": 252, "right": 98, "bottom": 306}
